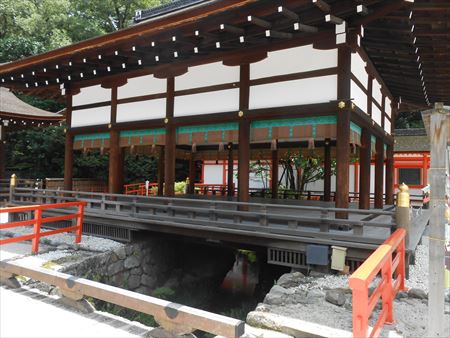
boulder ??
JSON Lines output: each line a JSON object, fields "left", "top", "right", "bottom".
{"left": 277, "top": 272, "right": 305, "bottom": 288}
{"left": 124, "top": 255, "right": 140, "bottom": 269}
{"left": 115, "top": 246, "right": 127, "bottom": 260}
{"left": 408, "top": 288, "right": 427, "bottom": 300}
{"left": 141, "top": 274, "right": 157, "bottom": 288}
{"left": 128, "top": 274, "right": 141, "bottom": 290}
{"left": 107, "top": 261, "right": 124, "bottom": 276}
{"left": 325, "top": 289, "right": 346, "bottom": 306}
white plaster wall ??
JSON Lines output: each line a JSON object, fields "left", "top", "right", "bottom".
{"left": 117, "top": 99, "right": 166, "bottom": 123}
{"left": 249, "top": 75, "right": 337, "bottom": 110}
{"left": 351, "top": 80, "right": 368, "bottom": 113}
{"left": 174, "top": 89, "right": 239, "bottom": 117}
{"left": 349, "top": 165, "right": 356, "bottom": 192}
{"left": 204, "top": 165, "right": 224, "bottom": 184}
{"left": 71, "top": 106, "right": 111, "bottom": 127}
{"left": 176, "top": 62, "right": 239, "bottom": 90}
{"left": 250, "top": 45, "right": 338, "bottom": 80}
{"left": 351, "top": 52, "right": 368, "bottom": 89}
{"left": 118, "top": 75, "right": 166, "bottom": 99}
{"left": 385, "top": 97, "right": 392, "bottom": 117}
{"left": 73, "top": 85, "right": 111, "bottom": 106}
{"left": 384, "top": 119, "right": 391, "bottom": 134}
{"left": 372, "top": 79, "right": 383, "bottom": 106}
{"left": 372, "top": 103, "right": 382, "bottom": 126}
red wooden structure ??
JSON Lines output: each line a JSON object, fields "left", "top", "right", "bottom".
{"left": 349, "top": 228, "right": 406, "bottom": 338}
{"left": 0, "top": 201, "right": 86, "bottom": 254}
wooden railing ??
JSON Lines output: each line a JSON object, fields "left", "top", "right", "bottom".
{"left": 124, "top": 182, "right": 158, "bottom": 196}
{"left": 0, "top": 201, "right": 86, "bottom": 254}
{"left": 0, "top": 260, "right": 244, "bottom": 337}
{"left": 0, "top": 178, "right": 38, "bottom": 204}
{"left": 349, "top": 228, "right": 406, "bottom": 338}
{"left": 10, "top": 187, "right": 396, "bottom": 250}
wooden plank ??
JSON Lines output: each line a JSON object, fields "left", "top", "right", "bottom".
{"left": 359, "top": 128, "right": 371, "bottom": 210}
{"left": 0, "top": 261, "right": 245, "bottom": 338}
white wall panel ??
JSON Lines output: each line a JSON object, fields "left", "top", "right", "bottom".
{"left": 118, "top": 75, "right": 166, "bottom": 99}
{"left": 204, "top": 165, "right": 224, "bottom": 184}
{"left": 384, "top": 119, "right": 391, "bottom": 134}
{"left": 385, "top": 97, "right": 392, "bottom": 117}
{"left": 250, "top": 45, "right": 337, "bottom": 80}
{"left": 174, "top": 89, "right": 239, "bottom": 117}
{"left": 73, "top": 85, "right": 111, "bottom": 106}
{"left": 351, "top": 52, "right": 368, "bottom": 89}
{"left": 117, "top": 99, "right": 166, "bottom": 123}
{"left": 71, "top": 106, "right": 111, "bottom": 127}
{"left": 176, "top": 62, "right": 239, "bottom": 91}
{"left": 372, "top": 103, "right": 382, "bottom": 126}
{"left": 249, "top": 75, "right": 337, "bottom": 109}
{"left": 351, "top": 80, "right": 367, "bottom": 113}
{"left": 372, "top": 79, "right": 383, "bottom": 105}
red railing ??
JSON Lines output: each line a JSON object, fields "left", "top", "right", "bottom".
{"left": 124, "top": 183, "right": 158, "bottom": 196}
{"left": 349, "top": 228, "right": 406, "bottom": 338}
{"left": 0, "top": 201, "right": 87, "bottom": 254}
{"left": 195, "top": 183, "right": 229, "bottom": 196}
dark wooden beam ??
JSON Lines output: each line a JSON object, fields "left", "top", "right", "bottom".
{"left": 374, "top": 137, "right": 384, "bottom": 209}
{"left": 227, "top": 143, "right": 234, "bottom": 197}
{"left": 188, "top": 152, "right": 196, "bottom": 194}
{"left": 157, "top": 146, "right": 165, "bottom": 196}
{"left": 359, "top": 128, "right": 371, "bottom": 210}
{"left": 278, "top": 6, "right": 299, "bottom": 21}
{"left": 164, "top": 77, "right": 176, "bottom": 197}
{"left": 313, "top": 0, "right": 331, "bottom": 13}
{"left": 271, "top": 143, "right": 279, "bottom": 199}
{"left": 385, "top": 143, "right": 394, "bottom": 205}
{"left": 247, "top": 15, "right": 272, "bottom": 29}
{"left": 238, "top": 64, "right": 250, "bottom": 203}
{"left": 323, "top": 138, "right": 331, "bottom": 202}
{"left": 63, "top": 92, "right": 73, "bottom": 191}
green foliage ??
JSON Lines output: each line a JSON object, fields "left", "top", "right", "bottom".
{"left": 395, "top": 111, "right": 424, "bottom": 129}
{"left": 238, "top": 250, "right": 257, "bottom": 264}
{"left": 15, "top": 94, "right": 65, "bottom": 113}
{"left": 124, "top": 154, "right": 157, "bottom": 183}
{"left": 151, "top": 287, "right": 175, "bottom": 300}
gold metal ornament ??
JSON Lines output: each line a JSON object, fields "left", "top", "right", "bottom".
{"left": 338, "top": 101, "right": 346, "bottom": 109}
{"left": 238, "top": 110, "right": 244, "bottom": 117}
{"left": 397, "top": 183, "right": 410, "bottom": 208}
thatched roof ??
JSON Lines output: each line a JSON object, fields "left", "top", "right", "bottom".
{"left": 394, "top": 128, "right": 430, "bottom": 152}
{"left": 0, "top": 87, "right": 63, "bottom": 120}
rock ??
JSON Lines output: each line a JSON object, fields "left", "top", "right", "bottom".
{"left": 270, "top": 285, "right": 294, "bottom": 297}
{"left": 125, "top": 245, "right": 134, "bottom": 256}
{"left": 141, "top": 274, "right": 157, "bottom": 288}
{"left": 57, "top": 244, "right": 70, "bottom": 250}
{"left": 107, "top": 261, "right": 124, "bottom": 276}
{"left": 325, "top": 290, "right": 346, "bottom": 306}
{"left": 309, "top": 271, "right": 326, "bottom": 278}
{"left": 264, "top": 285, "right": 294, "bottom": 306}
{"left": 124, "top": 255, "right": 140, "bottom": 269}
{"left": 128, "top": 275, "right": 141, "bottom": 290}
{"left": 135, "top": 286, "right": 151, "bottom": 295}
{"left": 396, "top": 291, "right": 408, "bottom": 300}
{"left": 115, "top": 247, "right": 127, "bottom": 260}
{"left": 255, "top": 303, "right": 271, "bottom": 312}
{"left": 108, "top": 253, "right": 119, "bottom": 264}
{"left": 130, "top": 267, "right": 142, "bottom": 275}
{"left": 111, "top": 272, "right": 126, "bottom": 286}
{"left": 264, "top": 293, "right": 285, "bottom": 306}
{"left": 408, "top": 288, "right": 427, "bottom": 300}
{"left": 277, "top": 272, "right": 305, "bottom": 288}
{"left": 163, "top": 276, "right": 180, "bottom": 290}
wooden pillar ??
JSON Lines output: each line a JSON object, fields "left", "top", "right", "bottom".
{"left": 335, "top": 46, "right": 351, "bottom": 215}
{"left": 157, "top": 146, "right": 165, "bottom": 196}
{"left": 385, "top": 143, "right": 394, "bottom": 205}
{"left": 323, "top": 138, "right": 331, "bottom": 202}
{"left": 188, "top": 153, "right": 196, "bottom": 195}
{"left": 227, "top": 143, "right": 234, "bottom": 197}
{"left": 238, "top": 64, "right": 250, "bottom": 203}
{"left": 164, "top": 77, "right": 176, "bottom": 197}
{"left": 374, "top": 137, "right": 384, "bottom": 209}
{"left": 0, "top": 128, "right": 6, "bottom": 179}
{"left": 367, "top": 74, "right": 373, "bottom": 118}
{"left": 271, "top": 144, "right": 279, "bottom": 199}
{"left": 64, "top": 91, "right": 73, "bottom": 191}
{"left": 427, "top": 103, "right": 448, "bottom": 338}
{"left": 108, "top": 87, "right": 122, "bottom": 194}
{"left": 108, "top": 129, "right": 121, "bottom": 194}
{"left": 359, "top": 128, "right": 371, "bottom": 209}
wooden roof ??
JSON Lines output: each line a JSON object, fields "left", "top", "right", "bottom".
{"left": 0, "top": 0, "right": 447, "bottom": 108}
{"left": 0, "top": 87, "right": 62, "bottom": 121}
{"left": 363, "top": 0, "right": 450, "bottom": 108}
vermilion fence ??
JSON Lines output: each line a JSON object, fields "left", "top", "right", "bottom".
{"left": 0, "top": 201, "right": 86, "bottom": 254}
{"left": 349, "top": 228, "right": 406, "bottom": 338}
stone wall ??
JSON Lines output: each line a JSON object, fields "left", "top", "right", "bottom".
{"left": 64, "top": 239, "right": 176, "bottom": 295}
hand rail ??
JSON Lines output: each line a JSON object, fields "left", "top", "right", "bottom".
{"left": 349, "top": 228, "right": 406, "bottom": 338}
{"left": 0, "top": 201, "right": 87, "bottom": 254}
{"left": 0, "top": 260, "right": 245, "bottom": 337}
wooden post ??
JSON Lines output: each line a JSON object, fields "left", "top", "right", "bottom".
{"left": 359, "top": 129, "right": 371, "bottom": 209}
{"left": 335, "top": 46, "right": 351, "bottom": 216}
{"left": 188, "top": 153, "right": 196, "bottom": 195}
{"left": 157, "top": 146, "right": 165, "bottom": 196}
{"left": 227, "top": 143, "right": 234, "bottom": 197}
{"left": 108, "top": 129, "right": 121, "bottom": 194}
{"left": 64, "top": 91, "right": 73, "bottom": 191}
{"left": 427, "top": 103, "right": 448, "bottom": 338}
{"left": 271, "top": 143, "right": 279, "bottom": 199}
{"left": 164, "top": 77, "right": 176, "bottom": 197}
{"left": 0, "top": 127, "right": 5, "bottom": 179}
{"left": 323, "top": 138, "right": 331, "bottom": 202}
{"left": 374, "top": 137, "right": 384, "bottom": 208}
{"left": 238, "top": 64, "right": 250, "bottom": 203}
{"left": 385, "top": 143, "right": 394, "bottom": 205}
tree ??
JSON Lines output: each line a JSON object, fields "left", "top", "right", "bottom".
{"left": 279, "top": 151, "right": 337, "bottom": 194}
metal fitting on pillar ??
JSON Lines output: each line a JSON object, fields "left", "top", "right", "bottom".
{"left": 9, "top": 173, "right": 17, "bottom": 203}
